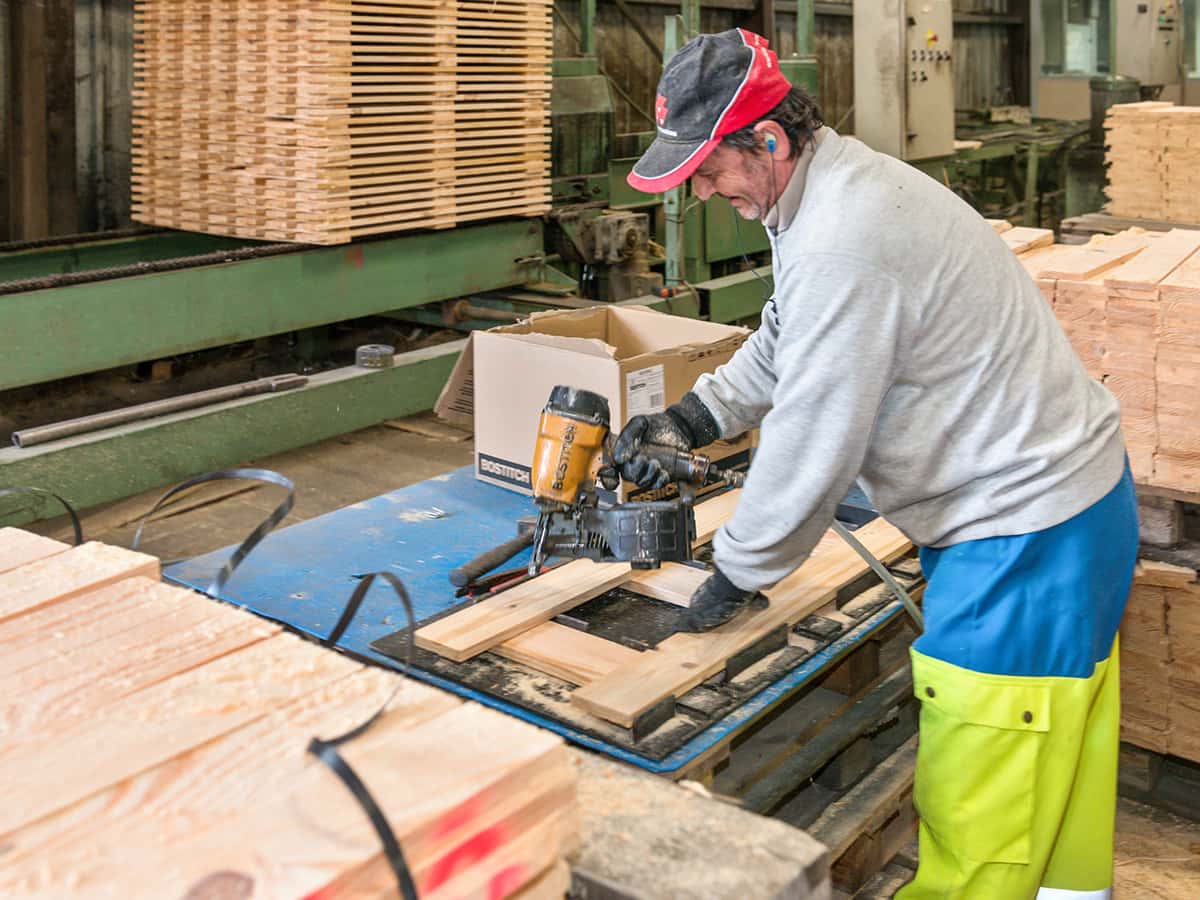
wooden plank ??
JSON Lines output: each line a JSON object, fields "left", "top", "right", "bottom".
{"left": 0, "top": 527, "right": 70, "bottom": 574}
{"left": 0, "top": 577, "right": 280, "bottom": 741}
{"left": 1037, "top": 230, "right": 1150, "bottom": 280}
{"left": 626, "top": 562, "right": 708, "bottom": 607}
{"left": 416, "top": 561, "right": 634, "bottom": 663}
{"left": 571, "top": 519, "right": 913, "bottom": 728}
{"left": 6, "top": 700, "right": 576, "bottom": 900}
{"left": 510, "top": 861, "right": 571, "bottom": 900}
{"left": 417, "top": 490, "right": 742, "bottom": 663}
{"left": 0, "top": 668, "right": 456, "bottom": 876}
{"left": 985, "top": 218, "right": 1014, "bottom": 233}
{"left": 496, "top": 621, "right": 642, "bottom": 684}
{"left": 0, "top": 541, "right": 159, "bottom": 624}
{"left": 1000, "top": 226, "right": 1053, "bottom": 254}
{"left": 1104, "top": 229, "right": 1200, "bottom": 291}
{"left": 0, "top": 632, "right": 360, "bottom": 836}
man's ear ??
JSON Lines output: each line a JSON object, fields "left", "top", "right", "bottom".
{"left": 753, "top": 121, "right": 787, "bottom": 157}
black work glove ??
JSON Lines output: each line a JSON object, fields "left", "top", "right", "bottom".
{"left": 612, "top": 392, "right": 722, "bottom": 490}
{"left": 682, "top": 566, "right": 767, "bottom": 632}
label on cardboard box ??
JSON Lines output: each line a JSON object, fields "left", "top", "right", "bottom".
{"left": 625, "top": 364, "right": 666, "bottom": 417}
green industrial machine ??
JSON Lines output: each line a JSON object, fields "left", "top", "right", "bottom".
{"left": 0, "top": 1, "right": 817, "bottom": 524}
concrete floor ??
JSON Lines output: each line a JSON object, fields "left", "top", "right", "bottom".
{"left": 32, "top": 414, "right": 1200, "bottom": 897}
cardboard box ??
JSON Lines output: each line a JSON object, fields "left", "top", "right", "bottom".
{"left": 436, "top": 305, "right": 753, "bottom": 499}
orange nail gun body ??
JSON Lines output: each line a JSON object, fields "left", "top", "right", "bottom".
{"left": 449, "top": 385, "right": 746, "bottom": 589}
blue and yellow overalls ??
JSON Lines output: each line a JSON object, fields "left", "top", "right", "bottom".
{"left": 897, "top": 465, "right": 1139, "bottom": 899}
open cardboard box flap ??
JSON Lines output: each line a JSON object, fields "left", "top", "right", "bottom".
{"left": 434, "top": 305, "right": 750, "bottom": 428}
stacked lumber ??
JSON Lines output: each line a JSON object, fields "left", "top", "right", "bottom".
{"left": 416, "top": 488, "right": 913, "bottom": 731}
{"left": 1104, "top": 102, "right": 1200, "bottom": 225}
{"left": 1016, "top": 228, "right": 1200, "bottom": 489}
{"left": 1120, "top": 560, "right": 1200, "bottom": 764}
{"left": 1156, "top": 249, "right": 1200, "bottom": 491}
{"left": 0, "top": 529, "right": 577, "bottom": 899}
{"left": 1104, "top": 102, "right": 1174, "bottom": 220}
{"left": 132, "top": 0, "right": 552, "bottom": 244}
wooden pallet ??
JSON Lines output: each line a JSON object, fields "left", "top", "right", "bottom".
{"left": 0, "top": 528, "right": 578, "bottom": 899}
{"left": 131, "top": 0, "right": 552, "bottom": 244}
{"left": 809, "top": 736, "right": 918, "bottom": 895}
{"left": 416, "top": 491, "right": 913, "bottom": 731}
{"left": 1119, "top": 558, "right": 1200, "bottom": 764}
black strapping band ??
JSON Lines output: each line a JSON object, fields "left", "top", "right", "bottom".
{"left": 0, "top": 487, "right": 84, "bottom": 545}
{"left": 308, "top": 571, "right": 419, "bottom": 900}
{"left": 131, "top": 467, "right": 295, "bottom": 596}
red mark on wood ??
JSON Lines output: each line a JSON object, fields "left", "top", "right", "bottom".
{"left": 488, "top": 863, "right": 529, "bottom": 900}
{"left": 431, "top": 794, "right": 483, "bottom": 840}
{"left": 422, "top": 823, "right": 508, "bottom": 893}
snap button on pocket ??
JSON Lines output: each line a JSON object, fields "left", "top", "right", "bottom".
{"left": 1023, "top": 710, "right": 1033, "bottom": 724}
{"left": 925, "top": 686, "right": 936, "bottom": 698}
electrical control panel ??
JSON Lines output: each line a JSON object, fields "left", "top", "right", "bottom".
{"left": 1117, "top": 1, "right": 1181, "bottom": 89}
{"left": 853, "top": 0, "right": 955, "bottom": 161}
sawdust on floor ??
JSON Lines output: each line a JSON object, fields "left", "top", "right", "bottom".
{"left": 1114, "top": 797, "right": 1200, "bottom": 899}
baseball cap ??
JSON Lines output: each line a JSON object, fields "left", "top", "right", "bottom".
{"left": 628, "top": 28, "right": 793, "bottom": 194}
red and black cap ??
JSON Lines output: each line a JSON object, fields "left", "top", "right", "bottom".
{"left": 628, "top": 28, "right": 793, "bottom": 194}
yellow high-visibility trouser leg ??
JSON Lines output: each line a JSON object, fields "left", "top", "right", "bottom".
{"left": 896, "top": 638, "right": 1120, "bottom": 900}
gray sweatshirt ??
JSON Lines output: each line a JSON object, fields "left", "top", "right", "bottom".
{"left": 692, "top": 128, "right": 1126, "bottom": 592}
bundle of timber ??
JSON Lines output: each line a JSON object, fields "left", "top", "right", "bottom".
{"left": 1119, "top": 559, "right": 1200, "bottom": 764}
{"left": 0, "top": 527, "right": 578, "bottom": 899}
{"left": 132, "top": 0, "right": 552, "bottom": 244}
{"left": 1104, "top": 102, "right": 1200, "bottom": 225}
{"left": 1014, "top": 228, "right": 1200, "bottom": 491}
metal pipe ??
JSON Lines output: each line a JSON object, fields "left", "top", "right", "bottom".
{"left": 663, "top": 15, "right": 687, "bottom": 287}
{"left": 580, "top": 0, "right": 597, "bottom": 56}
{"left": 450, "top": 300, "right": 523, "bottom": 323}
{"left": 795, "top": 0, "right": 814, "bottom": 56}
{"left": 12, "top": 374, "right": 308, "bottom": 448}
{"left": 681, "top": 0, "right": 701, "bottom": 38}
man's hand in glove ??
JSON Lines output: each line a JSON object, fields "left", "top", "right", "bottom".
{"left": 682, "top": 566, "right": 767, "bottom": 632}
{"left": 612, "top": 392, "right": 722, "bottom": 489}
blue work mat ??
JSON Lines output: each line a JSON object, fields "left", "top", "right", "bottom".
{"left": 166, "top": 465, "right": 898, "bottom": 773}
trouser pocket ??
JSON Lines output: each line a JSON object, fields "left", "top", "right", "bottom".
{"left": 911, "top": 650, "right": 1051, "bottom": 865}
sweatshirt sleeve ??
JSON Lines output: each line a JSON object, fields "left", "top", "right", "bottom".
{"left": 713, "top": 253, "right": 914, "bottom": 592}
{"left": 690, "top": 300, "right": 781, "bottom": 439}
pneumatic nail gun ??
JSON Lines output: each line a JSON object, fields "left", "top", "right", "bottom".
{"left": 448, "top": 385, "right": 745, "bottom": 589}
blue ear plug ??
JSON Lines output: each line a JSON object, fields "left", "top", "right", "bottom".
{"left": 766, "top": 135, "right": 777, "bottom": 152}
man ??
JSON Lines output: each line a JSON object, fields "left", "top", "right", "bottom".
{"left": 615, "top": 27, "right": 1138, "bottom": 900}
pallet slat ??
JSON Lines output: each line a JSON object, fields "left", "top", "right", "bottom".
{"left": 571, "top": 518, "right": 912, "bottom": 729}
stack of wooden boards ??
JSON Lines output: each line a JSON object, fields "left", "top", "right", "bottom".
{"left": 132, "top": 0, "right": 552, "bottom": 244}
{"left": 0, "top": 527, "right": 577, "bottom": 899}
{"left": 1008, "top": 226, "right": 1200, "bottom": 492}
{"left": 1104, "top": 101, "right": 1200, "bottom": 225}
{"left": 416, "top": 491, "right": 913, "bottom": 730}
{"left": 1119, "top": 559, "right": 1200, "bottom": 764}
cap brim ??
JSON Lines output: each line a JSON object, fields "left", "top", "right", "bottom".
{"left": 627, "top": 137, "right": 719, "bottom": 193}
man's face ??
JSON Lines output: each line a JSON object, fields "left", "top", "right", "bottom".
{"left": 690, "top": 144, "right": 773, "bottom": 220}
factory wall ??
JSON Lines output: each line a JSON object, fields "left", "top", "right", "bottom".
{"left": 554, "top": 1, "right": 1029, "bottom": 138}
{"left": 2, "top": 0, "right": 1028, "bottom": 242}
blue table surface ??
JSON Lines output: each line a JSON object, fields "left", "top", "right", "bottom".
{"left": 167, "top": 465, "right": 895, "bottom": 773}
